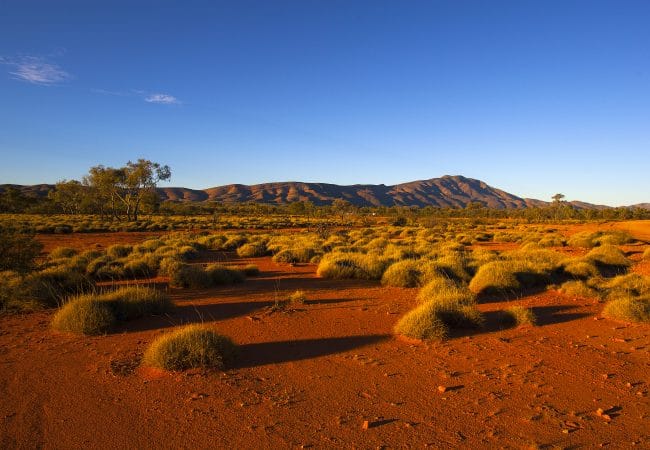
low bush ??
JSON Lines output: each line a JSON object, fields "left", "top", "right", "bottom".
{"left": 317, "top": 253, "right": 388, "bottom": 280}
{"left": 394, "top": 301, "right": 483, "bottom": 341}
{"left": 558, "top": 280, "right": 601, "bottom": 299}
{"left": 602, "top": 296, "right": 650, "bottom": 323}
{"left": 586, "top": 245, "right": 630, "bottom": 268}
{"left": 51, "top": 286, "right": 172, "bottom": 335}
{"left": 205, "top": 264, "right": 245, "bottom": 285}
{"left": 49, "top": 247, "right": 78, "bottom": 259}
{"left": 501, "top": 306, "right": 536, "bottom": 327}
{"left": 236, "top": 242, "right": 268, "bottom": 258}
{"left": 143, "top": 324, "right": 237, "bottom": 371}
{"left": 242, "top": 264, "right": 260, "bottom": 276}
{"left": 381, "top": 260, "right": 422, "bottom": 288}
{"left": 561, "top": 259, "right": 600, "bottom": 279}
{"left": 469, "top": 261, "right": 521, "bottom": 295}
{"left": 106, "top": 244, "right": 133, "bottom": 259}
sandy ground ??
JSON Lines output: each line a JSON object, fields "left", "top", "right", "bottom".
{"left": 1, "top": 223, "right": 649, "bottom": 449}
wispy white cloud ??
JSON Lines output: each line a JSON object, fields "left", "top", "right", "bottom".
{"left": 0, "top": 55, "right": 72, "bottom": 85}
{"left": 92, "top": 88, "right": 182, "bottom": 105}
{"left": 144, "top": 93, "right": 180, "bottom": 105}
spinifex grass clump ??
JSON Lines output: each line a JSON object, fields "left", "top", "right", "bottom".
{"left": 381, "top": 260, "right": 422, "bottom": 288}
{"left": 394, "top": 279, "right": 482, "bottom": 340}
{"left": 586, "top": 245, "right": 630, "bottom": 269}
{"left": 394, "top": 301, "right": 483, "bottom": 340}
{"left": 317, "top": 252, "right": 388, "bottom": 280}
{"left": 501, "top": 306, "right": 536, "bottom": 327}
{"left": 559, "top": 280, "right": 601, "bottom": 299}
{"left": 602, "top": 297, "right": 650, "bottom": 323}
{"left": 143, "top": 324, "right": 236, "bottom": 371}
{"left": 52, "top": 286, "right": 172, "bottom": 335}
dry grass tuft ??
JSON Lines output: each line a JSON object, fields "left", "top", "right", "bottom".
{"left": 143, "top": 324, "right": 236, "bottom": 371}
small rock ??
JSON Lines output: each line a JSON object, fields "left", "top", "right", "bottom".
{"left": 438, "top": 385, "right": 447, "bottom": 393}
{"left": 362, "top": 420, "right": 370, "bottom": 430}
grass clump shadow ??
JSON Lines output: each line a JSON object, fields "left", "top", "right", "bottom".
{"left": 143, "top": 324, "right": 236, "bottom": 371}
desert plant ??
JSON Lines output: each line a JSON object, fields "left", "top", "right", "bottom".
{"left": 501, "top": 306, "right": 536, "bottom": 327}
{"left": 469, "top": 261, "right": 521, "bottom": 295}
{"left": 106, "top": 244, "right": 133, "bottom": 259}
{"left": 51, "top": 296, "right": 116, "bottom": 335}
{"left": 381, "top": 260, "right": 422, "bottom": 288}
{"left": 49, "top": 247, "right": 78, "bottom": 259}
{"left": 394, "top": 301, "right": 483, "bottom": 341}
{"left": 586, "top": 245, "right": 630, "bottom": 269}
{"left": 236, "top": 242, "right": 268, "bottom": 258}
{"left": 205, "top": 264, "right": 245, "bottom": 285}
{"left": 0, "top": 226, "right": 43, "bottom": 273}
{"left": 143, "top": 324, "right": 236, "bottom": 371}
{"left": 242, "top": 264, "right": 260, "bottom": 276}
{"left": 561, "top": 259, "right": 600, "bottom": 279}
{"left": 602, "top": 296, "right": 650, "bottom": 323}
{"left": 51, "top": 286, "right": 172, "bottom": 335}
{"left": 558, "top": 280, "right": 601, "bottom": 299}
{"left": 288, "top": 290, "right": 307, "bottom": 305}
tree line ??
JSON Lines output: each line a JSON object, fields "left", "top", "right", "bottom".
{"left": 1, "top": 163, "right": 649, "bottom": 222}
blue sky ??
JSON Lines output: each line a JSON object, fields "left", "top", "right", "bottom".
{"left": 1, "top": 1, "right": 649, "bottom": 206}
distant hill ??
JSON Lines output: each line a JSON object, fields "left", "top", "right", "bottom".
{"left": 0, "top": 175, "right": 637, "bottom": 209}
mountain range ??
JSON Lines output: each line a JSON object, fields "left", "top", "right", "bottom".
{"left": 1, "top": 175, "right": 626, "bottom": 209}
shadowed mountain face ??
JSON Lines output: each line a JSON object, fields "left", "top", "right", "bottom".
{"left": 163, "top": 176, "right": 547, "bottom": 208}
{"left": 1, "top": 175, "right": 612, "bottom": 209}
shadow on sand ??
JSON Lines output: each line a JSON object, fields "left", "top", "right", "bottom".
{"left": 234, "top": 334, "right": 390, "bottom": 368}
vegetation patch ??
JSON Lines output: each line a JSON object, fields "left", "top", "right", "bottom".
{"left": 51, "top": 287, "right": 172, "bottom": 335}
{"left": 501, "top": 306, "right": 536, "bottom": 327}
{"left": 143, "top": 324, "right": 236, "bottom": 371}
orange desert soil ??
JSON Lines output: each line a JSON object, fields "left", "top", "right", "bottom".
{"left": 1, "top": 225, "right": 649, "bottom": 448}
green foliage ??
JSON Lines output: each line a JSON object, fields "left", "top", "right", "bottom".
{"left": 317, "top": 252, "right": 388, "bottom": 280}
{"left": 143, "top": 324, "right": 236, "bottom": 371}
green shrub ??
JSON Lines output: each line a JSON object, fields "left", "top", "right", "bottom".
{"left": 143, "top": 324, "right": 236, "bottom": 371}
{"left": 602, "top": 296, "right": 650, "bottom": 323}
{"left": 501, "top": 306, "right": 536, "bottom": 327}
